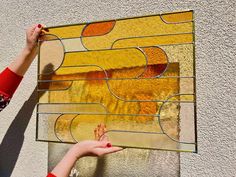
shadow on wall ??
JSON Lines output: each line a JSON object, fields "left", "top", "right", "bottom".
{"left": 72, "top": 148, "right": 180, "bottom": 177}
{"left": 0, "top": 64, "right": 54, "bottom": 177}
{"left": 0, "top": 88, "right": 37, "bottom": 177}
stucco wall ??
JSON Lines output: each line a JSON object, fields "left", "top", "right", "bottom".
{"left": 0, "top": 0, "right": 235, "bottom": 177}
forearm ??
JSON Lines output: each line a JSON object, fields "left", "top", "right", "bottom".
{"left": 51, "top": 148, "right": 78, "bottom": 177}
{"left": 8, "top": 46, "right": 37, "bottom": 76}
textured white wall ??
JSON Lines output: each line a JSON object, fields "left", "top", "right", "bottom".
{"left": 0, "top": 0, "right": 235, "bottom": 177}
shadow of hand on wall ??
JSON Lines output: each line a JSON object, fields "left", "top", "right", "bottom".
{"left": 93, "top": 157, "right": 106, "bottom": 177}
{"left": 0, "top": 63, "right": 54, "bottom": 177}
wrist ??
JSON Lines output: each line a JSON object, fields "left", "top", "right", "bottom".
{"left": 69, "top": 144, "right": 83, "bottom": 159}
{"left": 22, "top": 46, "right": 37, "bottom": 60}
{"left": 22, "top": 47, "right": 32, "bottom": 56}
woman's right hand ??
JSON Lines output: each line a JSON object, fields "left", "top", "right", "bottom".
{"left": 51, "top": 124, "right": 122, "bottom": 177}
{"left": 69, "top": 124, "right": 122, "bottom": 158}
{"left": 70, "top": 140, "right": 123, "bottom": 158}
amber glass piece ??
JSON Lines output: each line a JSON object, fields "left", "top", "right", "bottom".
{"left": 141, "top": 47, "right": 168, "bottom": 77}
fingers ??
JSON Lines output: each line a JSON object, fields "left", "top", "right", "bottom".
{"left": 94, "top": 124, "right": 102, "bottom": 140}
{"left": 98, "top": 123, "right": 103, "bottom": 136}
{"left": 32, "top": 24, "right": 43, "bottom": 41}
{"left": 26, "top": 25, "right": 37, "bottom": 37}
{"left": 106, "top": 146, "right": 123, "bottom": 153}
{"left": 100, "top": 124, "right": 108, "bottom": 141}
{"left": 76, "top": 140, "right": 123, "bottom": 157}
{"left": 96, "top": 146, "right": 123, "bottom": 156}
{"left": 94, "top": 123, "right": 107, "bottom": 141}
{"left": 96, "top": 140, "right": 110, "bottom": 148}
{"left": 94, "top": 127, "right": 99, "bottom": 140}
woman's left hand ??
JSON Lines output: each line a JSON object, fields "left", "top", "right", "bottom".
{"left": 25, "top": 24, "right": 44, "bottom": 53}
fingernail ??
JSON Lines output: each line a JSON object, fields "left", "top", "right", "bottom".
{"left": 106, "top": 143, "right": 112, "bottom": 148}
{"left": 38, "top": 24, "right": 42, "bottom": 28}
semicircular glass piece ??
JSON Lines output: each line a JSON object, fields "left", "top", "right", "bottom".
{"left": 158, "top": 95, "right": 195, "bottom": 144}
{"left": 39, "top": 34, "right": 65, "bottom": 75}
{"left": 55, "top": 114, "right": 77, "bottom": 142}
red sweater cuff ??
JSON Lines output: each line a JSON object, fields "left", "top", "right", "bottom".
{"left": 47, "top": 173, "right": 56, "bottom": 177}
{"left": 0, "top": 67, "right": 23, "bottom": 97}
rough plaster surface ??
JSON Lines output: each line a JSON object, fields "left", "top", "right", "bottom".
{"left": 0, "top": 0, "right": 235, "bottom": 177}
{"left": 49, "top": 144, "right": 180, "bottom": 177}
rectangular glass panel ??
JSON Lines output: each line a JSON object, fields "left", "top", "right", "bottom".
{"left": 37, "top": 10, "right": 197, "bottom": 152}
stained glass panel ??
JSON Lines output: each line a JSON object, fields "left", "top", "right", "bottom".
{"left": 37, "top": 10, "right": 197, "bottom": 152}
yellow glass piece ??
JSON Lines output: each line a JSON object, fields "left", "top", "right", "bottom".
{"left": 161, "top": 11, "right": 193, "bottom": 23}
{"left": 46, "top": 24, "right": 86, "bottom": 38}
{"left": 55, "top": 114, "right": 77, "bottom": 142}
{"left": 59, "top": 48, "right": 147, "bottom": 75}
{"left": 112, "top": 33, "right": 193, "bottom": 49}
{"left": 37, "top": 103, "right": 107, "bottom": 113}
{"left": 70, "top": 114, "right": 161, "bottom": 141}
{"left": 53, "top": 47, "right": 168, "bottom": 78}
{"left": 105, "top": 131, "right": 196, "bottom": 151}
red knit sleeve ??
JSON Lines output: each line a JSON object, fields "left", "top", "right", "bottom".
{"left": 0, "top": 67, "right": 23, "bottom": 98}
{"left": 46, "top": 173, "right": 56, "bottom": 177}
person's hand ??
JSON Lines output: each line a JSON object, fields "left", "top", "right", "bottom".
{"left": 8, "top": 24, "right": 46, "bottom": 76}
{"left": 24, "top": 24, "right": 45, "bottom": 53}
{"left": 69, "top": 123, "right": 122, "bottom": 158}
{"left": 94, "top": 123, "right": 108, "bottom": 141}
{"left": 70, "top": 140, "right": 122, "bottom": 158}
{"left": 51, "top": 124, "right": 122, "bottom": 177}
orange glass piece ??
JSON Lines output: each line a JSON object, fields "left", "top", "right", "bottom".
{"left": 82, "top": 21, "right": 116, "bottom": 37}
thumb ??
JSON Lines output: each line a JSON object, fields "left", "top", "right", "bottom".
{"left": 99, "top": 146, "right": 123, "bottom": 155}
